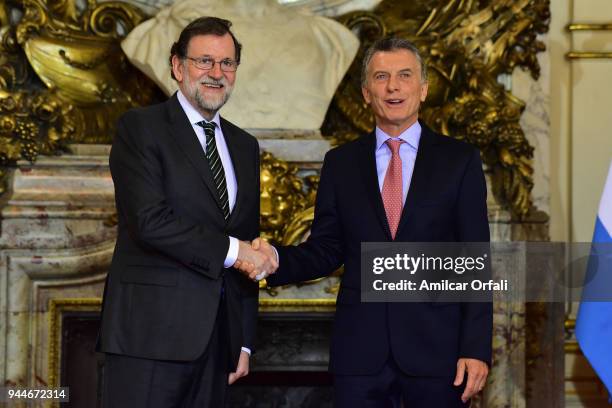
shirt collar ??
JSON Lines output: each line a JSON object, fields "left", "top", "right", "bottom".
{"left": 375, "top": 121, "right": 421, "bottom": 152}
{"left": 176, "top": 89, "right": 221, "bottom": 128}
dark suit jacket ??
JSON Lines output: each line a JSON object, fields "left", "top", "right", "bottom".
{"left": 267, "top": 122, "right": 492, "bottom": 376}
{"left": 98, "top": 93, "right": 260, "bottom": 368}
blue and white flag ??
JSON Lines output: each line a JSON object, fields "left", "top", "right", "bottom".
{"left": 576, "top": 159, "right": 612, "bottom": 400}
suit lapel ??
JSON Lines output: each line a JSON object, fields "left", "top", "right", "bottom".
{"left": 395, "top": 123, "right": 439, "bottom": 238}
{"left": 358, "top": 133, "right": 392, "bottom": 240}
{"left": 166, "top": 93, "right": 224, "bottom": 212}
{"left": 221, "top": 118, "right": 251, "bottom": 226}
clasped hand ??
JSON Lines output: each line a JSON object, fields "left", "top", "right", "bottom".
{"left": 234, "top": 238, "right": 278, "bottom": 281}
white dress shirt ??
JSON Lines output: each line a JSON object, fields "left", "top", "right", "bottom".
{"left": 176, "top": 90, "right": 240, "bottom": 268}
{"left": 176, "top": 91, "right": 249, "bottom": 356}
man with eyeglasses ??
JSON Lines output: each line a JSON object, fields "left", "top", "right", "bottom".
{"left": 98, "top": 16, "right": 276, "bottom": 408}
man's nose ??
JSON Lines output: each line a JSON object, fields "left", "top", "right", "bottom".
{"left": 208, "top": 62, "right": 223, "bottom": 79}
{"left": 386, "top": 76, "right": 399, "bottom": 92}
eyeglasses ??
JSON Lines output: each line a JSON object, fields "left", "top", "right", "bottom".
{"left": 184, "top": 56, "right": 239, "bottom": 72}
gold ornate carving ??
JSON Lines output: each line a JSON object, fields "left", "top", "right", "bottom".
{"left": 2, "top": 0, "right": 550, "bottom": 218}
{"left": 324, "top": 0, "right": 550, "bottom": 218}
{"left": 259, "top": 151, "right": 318, "bottom": 245}
{"left": 0, "top": 0, "right": 161, "bottom": 185}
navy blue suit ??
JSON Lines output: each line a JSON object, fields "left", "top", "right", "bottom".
{"left": 267, "top": 123, "right": 492, "bottom": 406}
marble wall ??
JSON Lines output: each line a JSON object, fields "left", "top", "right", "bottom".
{"left": 0, "top": 146, "right": 114, "bottom": 407}
{"left": 512, "top": 34, "right": 552, "bottom": 216}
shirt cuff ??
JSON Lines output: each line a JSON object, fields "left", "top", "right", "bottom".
{"left": 241, "top": 347, "right": 251, "bottom": 355}
{"left": 224, "top": 236, "right": 239, "bottom": 268}
{"left": 271, "top": 245, "right": 279, "bottom": 264}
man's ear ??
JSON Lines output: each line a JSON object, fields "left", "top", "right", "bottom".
{"left": 362, "top": 86, "right": 371, "bottom": 104}
{"left": 420, "top": 81, "right": 429, "bottom": 102}
{"left": 171, "top": 55, "right": 184, "bottom": 82}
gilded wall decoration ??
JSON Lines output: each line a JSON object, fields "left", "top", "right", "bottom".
{"left": 0, "top": 0, "right": 161, "bottom": 191}
{"left": 0, "top": 0, "right": 550, "bottom": 219}
{"left": 260, "top": 151, "right": 319, "bottom": 245}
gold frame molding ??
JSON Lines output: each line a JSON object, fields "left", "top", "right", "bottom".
{"left": 258, "top": 298, "right": 336, "bottom": 313}
{"left": 48, "top": 298, "right": 102, "bottom": 405}
{"left": 566, "top": 52, "right": 612, "bottom": 59}
{"left": 566, "top": 22, "right": 612, "bottom": 59}
{"left": 567, "top": 23, "right": 612, "bottom": 31}
{"left": 564, "top": 318, "right": 578, "bottom": 353}
{"left": 47, "top": 296, "right": 336, "bottom": 397}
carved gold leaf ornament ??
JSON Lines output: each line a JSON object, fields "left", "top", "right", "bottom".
{"left": 0, "top": 1, "right": 8, "bottom": 28}
{"left": 0, "top": 22, "right": 63, "bottom": 189}
{"left": 259, "top": 151, "right": 318, "bottom": 245}
{"left": 0, "top": 0, "right": 159, "bottom": 179}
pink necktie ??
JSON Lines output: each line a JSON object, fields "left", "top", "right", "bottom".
{"left": 382, "top": 139, "right": 404, "bottom": 239}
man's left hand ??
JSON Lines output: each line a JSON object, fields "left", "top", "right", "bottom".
{"left": 228, "top": 350, "right": 250, "bottom": 385}
{"left": 453, "top": 358, "right": 488, "bottom": 403}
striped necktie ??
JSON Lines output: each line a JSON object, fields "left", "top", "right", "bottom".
{"left": 196, "top": 120, "right": 230, "bottom": 219}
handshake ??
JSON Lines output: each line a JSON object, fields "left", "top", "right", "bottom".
{"left": 234, "top": 238, "right": 278, "bottom": 282}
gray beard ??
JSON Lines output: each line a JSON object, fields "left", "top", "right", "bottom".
{"left": 193, "top": 85, "right": 232, "bottom": 114}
